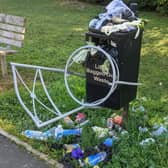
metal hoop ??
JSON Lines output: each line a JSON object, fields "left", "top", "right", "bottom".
{"left": 64, "top": 45, "right": 118, "bottom": 107}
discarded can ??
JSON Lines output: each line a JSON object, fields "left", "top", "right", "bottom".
{"left": 85, "top": 152, "right": 107, "bottom": 166}
{"left": 113, "top": 115, "right": 123, "bottom": 125}
{"left": 64, "top": 144, "right": 80, "bottom": 153}
{"left": 107, "top": 118, "right": 114, "bottom": 129}
{"left": 75, "top": 112, "right": 86, "bottom": 123}
{"left": 108, "top": 113, "right": 123, "bottom": 126}
{"left": 63, "top": 116, "right": 74, "bottom": 126}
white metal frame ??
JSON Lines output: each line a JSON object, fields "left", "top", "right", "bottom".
{"left": 11, "top": 45, "right": 141, "bottom": 128}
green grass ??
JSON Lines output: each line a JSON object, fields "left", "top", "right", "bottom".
{"left": 0, "top": 0, "right": 168, "bottom": 167}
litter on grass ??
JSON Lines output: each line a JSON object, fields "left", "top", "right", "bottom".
{"left": 23, "top": 125, "right": 82, "bottom": 141}
{"left": 138, "top": 126, "right": 149, "bottom": 133}
{"left": 151, "top": 125, "right": 167, "bottom": 136}
{"left": 139, "top": 138, "right": 155, "bottom": 146}
{"left": 92, "top": 126, "right": 109, "bottom": 138}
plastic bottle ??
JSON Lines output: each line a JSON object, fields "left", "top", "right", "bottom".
{"left": 55, "top": 125, "right": 64, "bottom": 140}
{"left": 43, "top": 127, "right": 56, "bottom": 138}
{"left": 22, "top": 130, "right": 47, "bottom": 140}
{"left": 85, "top": 152, "right": 107, "bottom": 166}
{"left": 103, "top": 138, "right": 115, "bottom": 147}
{"left": 63, "top": 128, "right": 82, "bottom": 136}
{"left": 54, "top": 125, "right": 82, "bottom": 140}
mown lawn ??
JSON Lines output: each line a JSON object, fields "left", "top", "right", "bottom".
{"left": 0, "top": 0, "right": 168, "bottom": 167}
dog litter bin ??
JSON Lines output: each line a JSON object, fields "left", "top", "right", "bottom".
{"left": 85, "top": 28, "right": 143, "bottom": 110}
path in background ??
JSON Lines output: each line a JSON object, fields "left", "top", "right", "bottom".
{"left": 0, "top": 135, "right": 50, "bottom": 168}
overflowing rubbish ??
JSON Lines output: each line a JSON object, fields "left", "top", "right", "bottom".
{"left": 23, "top": 108, "right": 168, "bottom": 167}
{"left": 89, "top": 0, "right": 136, "bottom": 30}
{"left": 23, "top": 112, "right": 168, "bottom": 167}
{"left": 19, "top": 0, "right": 146, "bottom": 164}
{"left": 61, "top": 136, "right": 115, "bottom": 167}
{"left": 106, "top": 0, "right": 135, "bottom": 18}
{"left": 23, "top": 125, "right": 82, "bottom": 141}
{"left": 88, "top": 0, "right": 144, "bottom": 40}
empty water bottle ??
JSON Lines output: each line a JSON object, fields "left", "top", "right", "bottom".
{"left": 55, "top": 125, "right": 64, "bottom": 140}
{"left": 85, "top": 152, "right": 107, "bottom": 166}
{"left": 54, "top": 125, "right": 82, "bottom": 140}
{"left": 103, "top": 137, "right": 115, "bottom": 147}
{"left": 22, "top": 130, "right": 47, "bottom": 140}
{"left": 63, "top": 128, "right": 82, "bottom": 136}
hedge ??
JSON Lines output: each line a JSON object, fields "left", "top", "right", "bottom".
{"left": 79, "top": 0, "right": 168, "bottom": 15}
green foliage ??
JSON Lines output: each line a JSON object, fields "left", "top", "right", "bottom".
{"left": 79, "top": 0, "right": 168, "bottom": 14}
{"left": 0, "top": 0, "right": 168, "bottom": 167}
{"left": 157, "top": 0, "right": 168, "bottom": 14}
{"left": 81, "top": 124, "right": 98, "bottom": 148}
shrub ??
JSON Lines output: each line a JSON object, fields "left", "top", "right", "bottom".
{"left": 157, "top": 0, "right": 168, "bottom": 14}
{"left": 78, "top": 0, "right": 168, "bottom": 14}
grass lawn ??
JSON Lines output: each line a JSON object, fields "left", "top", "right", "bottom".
{"left": 0, "top": 0, "right": 168, "bottom": 167}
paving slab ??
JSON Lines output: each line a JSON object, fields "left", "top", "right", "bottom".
{"left": 0, "top": 135, "right": 51, "bottom": 168}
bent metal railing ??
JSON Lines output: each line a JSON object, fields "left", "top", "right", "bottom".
{"left": 11, "top": 62, "right": 86, "bottom": 128}
{"left": 11, "top": 45, "right": 140, "bottom": 128}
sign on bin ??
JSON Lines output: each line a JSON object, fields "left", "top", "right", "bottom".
{"left": 86, "top": 52, "right": 113, "bottom": 87}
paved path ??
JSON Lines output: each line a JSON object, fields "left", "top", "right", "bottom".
{"left": 0, "top": 135, "right": 50, "bottom": 168}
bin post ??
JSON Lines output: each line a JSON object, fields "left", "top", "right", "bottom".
{"left": 123, "top": 103, "right": 129, "bottom": 119}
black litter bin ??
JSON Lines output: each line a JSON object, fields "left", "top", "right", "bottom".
{"left": 85, "top": 28, "right": 143, "bottom": 109}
